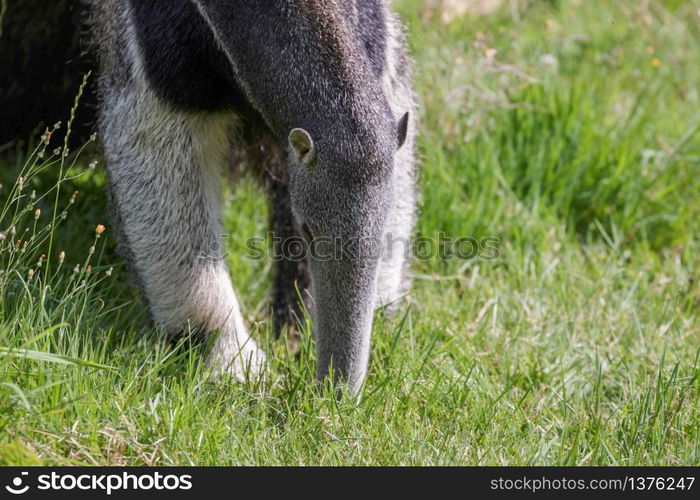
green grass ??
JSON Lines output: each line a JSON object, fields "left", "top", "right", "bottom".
{"left": 1, "top": 0, "right": 699, "bottom": 465}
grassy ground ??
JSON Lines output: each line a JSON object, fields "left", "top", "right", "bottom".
{"left": 1, "top": 0, "right": 699, "bottom": 465}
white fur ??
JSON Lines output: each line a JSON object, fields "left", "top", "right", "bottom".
{"left": 376, "top": 6, "right": 417, "bottom": 308}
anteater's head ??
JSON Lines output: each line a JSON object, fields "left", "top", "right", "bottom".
{"left": 285, "top": 110, "right": 410, "bottom": 395}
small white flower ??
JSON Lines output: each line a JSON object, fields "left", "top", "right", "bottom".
{"left": 539, "top": 53, "right": 559, "bottom": 72}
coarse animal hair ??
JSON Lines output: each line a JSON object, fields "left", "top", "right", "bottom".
{"left": 93, "top": 0, "right": 417, "bottom": 395}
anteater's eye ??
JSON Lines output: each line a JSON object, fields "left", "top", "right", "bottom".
{"left": 300, "top": 223, "right": 314, "bottom": 241}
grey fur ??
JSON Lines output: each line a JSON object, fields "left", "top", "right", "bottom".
{"left": 94, "top": 0, "right": 416, "bottom": 394}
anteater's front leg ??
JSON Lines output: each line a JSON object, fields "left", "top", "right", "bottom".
{"left": 99, "top": 56, "right": 265, "bottom": 379}
{"left": 269, "top": 173, "right": 312, "bottom": 339}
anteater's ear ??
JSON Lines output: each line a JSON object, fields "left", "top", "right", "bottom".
{"left": 288, "top": 128, "right": 315, "bottom": 166}
{"left": 397, "top": 111, "right": 410, "bottom": 149}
